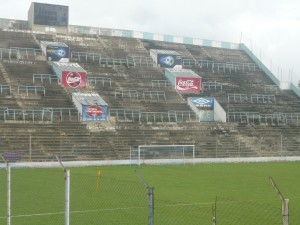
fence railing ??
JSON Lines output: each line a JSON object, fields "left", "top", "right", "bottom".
{"left": 182, "top": 58, "right": 260, "bottom": 73}
{"left": 0, "top": 47, "right": 43, "bottom": 60}
{"left": 228, "top": 112, "right": 300, "bottom": 125}
{"left": 70, "top": 51, "right": 135, "bottom": 67}
{"left": 0, "top": 84, "right": 12, "bottom": 95}
{"left": 88, "top": 76, "right": 112, "bottom": 86}
{"left": 0, "top": 165, "right": 150, "bottom": 225}
{"left": 1, "top": 163, "right": 299, "bottom": 225}
{"left": 17, "top": 85, "right": 45, "bottom": 96}
{"left": 32, "top": 74, "right": 59, "bottom": 84}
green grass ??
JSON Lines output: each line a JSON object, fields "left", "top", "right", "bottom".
{"left": 1, "top": 161, "right": 300, "bottom": 225}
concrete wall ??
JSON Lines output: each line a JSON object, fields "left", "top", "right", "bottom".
{"left": 1, "top": 156, "right": 300, "bottom": 169}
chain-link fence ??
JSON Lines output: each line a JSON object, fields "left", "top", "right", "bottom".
{"left": 0, "top": 166, "right": 149, "bottom": 225}
{"left": 213, "top": 197, "right": 282, "bottom": 225}
{"left": 155, "top": 200, "right": 212, "bottom": 225}
{"left": 0, "top": 168, "right": 6, "bottom": 225}
{"left": 70, "top": 170, "right": 148, "bottom": 225}
{"left": 1, "top": 165, "right": 299, "bottom": 225}
{"left": 9, "top": 168, "right": 64, "bottom": 225}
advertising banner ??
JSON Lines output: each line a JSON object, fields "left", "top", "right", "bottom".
{"left": 175, "top": 77, "right": 202, "bottom": 93}
{"left": 157, "top": 54, "right": 182, "bottom": 68}
{"left": 61, "top": 71, "right": 86, "bottom": 88}
{"left": 190, "top": 97, "right": 214, "bottom": 110}
{"left": 46, "top": 46, "right": 69, "bottom": 62}
{"left": 82, "top": 105, "right": 108, "bottom": 121}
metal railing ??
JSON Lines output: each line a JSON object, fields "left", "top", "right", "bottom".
{"left": 264, "top": 85, "right": 280, "bottom": 94}
{"left": 44, "top": 108, "right": 80, "bottom": 122}
{"left": 143, "top": 91, "right": 166, "bottom": 101}
{"left": 71, "top": 51, "right": 135, "bottom": 67}
{"left": 0, "top": 47, "right": 43, "bottom": 60}
{"left": 130, "top": 56, "right": 154, "bottom": 67}
{"left": 110, "top": 109, "right": 141, "bottom": 122}
{"left": 9, "top": 47, "right": 43, "bottom": 60}
{"left": 110, "top": 109, "right": 197, "bottom": 123}
{"left": 202, "top": 81, "right": 223, "bottom": 92}
{"left": 228, "top": 112, "right": 300, "bottom": 125}
{"left": 228, "top": 93, "right": 248, "bottom": 103}
{"left": 0, "top": 107, "right": 81, "bottom": 123}
{"left": 151, "top": 80, "right": 170, "bottom": 89}
{"left": 88, "top": 76, "right": 112, "bottom": 86}
{"left": 182, "top": 58, "right": 260, "bottom": 73}
{"left": 17, "top": 85, "right": 46, "bottom": 96}
{"left": 4, "top": 109, "right": 52, "bottom": 123}
{"left": 115, "top": 89, "right": 138, "bottom": 100}
{"left": 33, "top": 74, "right": 59, "bottom": 84}
{"left": 250, "top": 94, "right": 276, "bottom": 103}
{"left": 0, "top": 84, "right": 12, "bottom": 95}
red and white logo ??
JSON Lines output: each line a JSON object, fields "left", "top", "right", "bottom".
{"left": 66, "top": 72, "right": 82, "bottom": 88}
{"left": 86, "top": 106, "right": 103, "bottom": 117}
{"left": 176, "top": 78, "right": 201, "bottom": 92}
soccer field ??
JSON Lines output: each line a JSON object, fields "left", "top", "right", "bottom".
{"left": 0, "top": 161, "right": 300, "bottom": 225}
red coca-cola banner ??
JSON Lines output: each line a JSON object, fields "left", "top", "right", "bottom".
{"left": 62, "top": 71, "right": 87, "bottom": 88}
{"left": 175, "top": 77, "right": 202, "bottom": 93}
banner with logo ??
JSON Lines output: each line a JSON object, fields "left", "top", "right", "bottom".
{"left": 175, "top": 77, "right": 201, "bottom": 93}
{"left": 150, "top": 50, "right": 182, "bottom": 69}
{"left": 46, "top": 46, "right": 69, "bottom": 62}
{"left": 190, "top": 97, "right": 214, "bottom": 110}
{"left": 188, "top": 97, "right": 215, "bottom": 122}
{"left": 157, "top": 54, "right": 182, "bottom": 68}
{"left": 82, "top": 105, "right": 108, "bottom": 121}
{"left": 61, "top": 71, "right": 86, "bottom": 88}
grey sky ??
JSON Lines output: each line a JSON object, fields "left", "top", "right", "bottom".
{"left": 1, "top": 0, "right": 300, "bottom": 84}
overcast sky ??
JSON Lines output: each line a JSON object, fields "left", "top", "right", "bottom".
{"left": 1, "top": 0, "right": 300, "bottom": 85}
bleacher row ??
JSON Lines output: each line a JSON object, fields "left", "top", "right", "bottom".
{"left": 0, "top": 29, "right": 299, "bottom": 162}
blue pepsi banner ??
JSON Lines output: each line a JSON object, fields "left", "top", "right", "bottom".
{"left": 157, "top": 54, "right": 182, "bottom": 68}
{"left": 82, "top": 105, "right": 108, "bottom": 121}
{"left": 190, "top": 97, "right": 214, "bottom": 110}
{"left": 46, "top": 46, "right": 69, "bottom": 62}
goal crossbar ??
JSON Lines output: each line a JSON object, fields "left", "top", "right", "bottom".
{"left": 130, "top": 145, "right": 195, "bottom": 166}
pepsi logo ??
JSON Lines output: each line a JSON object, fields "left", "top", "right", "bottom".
{"left": 86, "top": 106, "right": 103, "bottom": 117}
{"left": 66, "top": 72, "right": 82, "bottom": 88}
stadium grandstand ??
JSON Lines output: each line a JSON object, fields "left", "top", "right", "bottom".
{"left": 0, "top": 2, "right": 300, "bottom": 164}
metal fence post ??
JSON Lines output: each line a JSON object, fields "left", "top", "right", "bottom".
{"left": 65, "top": 169, "right": 70, "bottom": 225}
{"left": 282, "top": 199, "right": 289, "bottom": 225}
{"left": 148, "top": 187, "right": 154, "bottom": 225}
{"left": 269, "top": 176, "right": 289, "bottom": 225}
{"left": 56, "top": 156, "right": 70, "bottom": 225}
{"left": 7, "top": 162, "right": 11, "bottom": 225}
{"left": 135, "top": 170, "right": 154, "bottom": 225}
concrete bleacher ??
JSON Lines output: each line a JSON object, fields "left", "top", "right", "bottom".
{"left": 0, "top": 29, "right": 299, "bottom": 162}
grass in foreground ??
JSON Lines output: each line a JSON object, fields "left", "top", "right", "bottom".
{"left": 0, "top": 161, "right": 299, "bottom": 225}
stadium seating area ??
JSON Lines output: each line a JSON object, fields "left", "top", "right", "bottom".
{"left": 0, "top": 29, "right": 300, "bottom": 162}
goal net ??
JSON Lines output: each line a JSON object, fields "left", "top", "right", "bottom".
{"left": 130, "top": 145, "right": 195, "bottom": 166}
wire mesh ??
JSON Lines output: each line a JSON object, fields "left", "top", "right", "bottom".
{"left": 0, "top": 168, "right": 6, "bottom": 225}
{"left": 287, "top": 202, "right": 300, "bottom": 225}
{"left": 70, "top": 169, "right": 148, "bottom": 225}
{"left": 1, "top": 166, "right": 299, "bottom": 225}
{"left": 215, "top": 197, "right": 282, "bottom": 225}
{"left": 155, "top": 200, "right": 212, "bottom": 225}
{"left": 9, "top": 168, "right": 64, "bottom": 225}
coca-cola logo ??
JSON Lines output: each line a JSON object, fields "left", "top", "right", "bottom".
{"left": 66, "top": 72, "right": 82, "bottom": 88}
{"left": 178, "top": 79, "right": 194, "bottom": 87}
{"left": 176, "top": 78, "right": 199, "bottom": 91}
{"left": 86, "top": 106, "right": 103, "bottom": 117}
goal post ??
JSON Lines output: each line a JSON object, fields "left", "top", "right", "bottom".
{"left": 130, "top": 145, "right": 195, "bottom": 166}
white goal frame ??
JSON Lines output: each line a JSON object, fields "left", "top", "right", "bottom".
{"left": 130, "top": 145, "right": 195, "bottom": 166}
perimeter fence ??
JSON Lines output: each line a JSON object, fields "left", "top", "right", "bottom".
{"left": 0, "top": 165, "right": 149, "bottom": 225}
{"left": 1, "top": 165, "right": 300, "bottom": 225}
